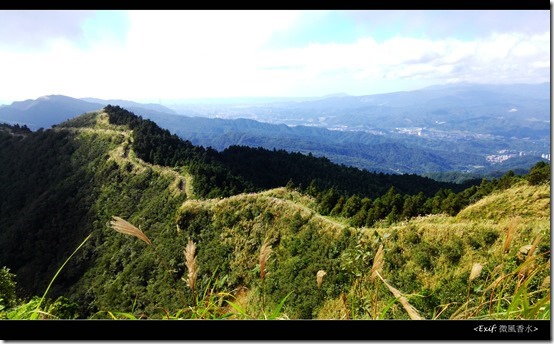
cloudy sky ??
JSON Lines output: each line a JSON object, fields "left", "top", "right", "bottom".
{"left": 0, "top": 10, "right": 549, "bottom": 104}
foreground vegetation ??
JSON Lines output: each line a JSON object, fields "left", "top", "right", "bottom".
{"left": 0, "top": 107, "right": 549, "bottom": 320}
{"left": 1, "top": 177, "right": 549, "bottom": 320}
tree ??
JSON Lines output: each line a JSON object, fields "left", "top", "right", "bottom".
{"left": 330, "top": 196, "right": 345, "bottom": 217}
{"left": 386, "top": 205, "right": 400, "bottom": 225}
{"left": 0, "top": 267, "right": 17, "bottom": 309}
{"left": 401, "top": 192, "right": 425, "bottom": 219}
{"left": 341, "top": 195, "right": 362, "bottom": 218}
{"left": 319, "top": 188, "right": 340, "bottom": 215}
{"left": 306, "top": 180, "right": 319, "bottom": 197}
{"left": 527, "top": 161, "right": 550, "bottom": 186}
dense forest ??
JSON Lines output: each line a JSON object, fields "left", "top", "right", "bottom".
{"left": 0, "top": 106, "right": 549, "bottom": 323}
{"left": 103, "top": 105, "right": 473, "bottom": 198}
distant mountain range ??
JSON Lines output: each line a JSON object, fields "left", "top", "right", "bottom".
{"left": 0, "top": 95, "right": 176, "bottom": 130}
{"left": 0, "top": 82, "right": 549, "bottom": 178}
{"left": 0, "top": 95, "right": 103, "bottom": 130}
{"left": 80, "top": 97, "right": 177, "bottom": 115}
{"left": 168, "top": 82, "right": 549, "bottom": 136}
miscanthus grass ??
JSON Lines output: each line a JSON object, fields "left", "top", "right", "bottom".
{"left": 183, "top": 239, "right": 198, "bottom": 303}
{"left": 109, "top": 216, "right": 291, "bottom": 320}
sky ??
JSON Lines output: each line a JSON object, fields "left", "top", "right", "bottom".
{"left": 0, "top": 10, "right": 549, "bottom": 104}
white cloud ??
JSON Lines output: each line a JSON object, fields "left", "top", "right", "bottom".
{"left": 0, "top": 11, "right": 549, "bottom": 102}
{"left": 253, "top": 31, "right": 549, "bottom": 94}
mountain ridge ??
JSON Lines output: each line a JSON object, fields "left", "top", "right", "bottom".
{"left": 0, "top": 106, "right": 548, "bottom": 321}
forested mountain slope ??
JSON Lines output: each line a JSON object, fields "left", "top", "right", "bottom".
{"left": 0, "top": 107, "right": 549, "bottom": 320}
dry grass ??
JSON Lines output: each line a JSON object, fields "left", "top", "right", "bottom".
{"left": 259, "top": 238, "right": 273, "bottom": 282}
{"left": 469, "top": 263, "right": 483, "bottom": 282}
{"left": 110, "top": 215, "right": 189, "bottom": 306}
{"left": 466, "top": 262, "right": 483, "bottom": 313}
{"left": 110, "top": 216, "right": 152, "bottom": 246}
{"left": 316, "top": 270, "right": 327, "bottom": 289}
{"left": 183, "top": 239, "right": 198, "bottom": 294}
{"left": 375, "top": 271, "right": 424, "bottom": 320}
{"left": 527, "top": 235, "right": 542, "bottom": 258}
{"left": 457, "top": 182, "right": 550, "bottom": 221}
{"left": 503, "top": 217, "right": 519, "bottom": 253}
{"left": 369, "top": 243, "right": 424, "bottom": 320}
{"left": 516, "top": 235, "right": 543, "bottom": 289}
{"left": 370, "top": 244, "right": 384, "bottom": 282}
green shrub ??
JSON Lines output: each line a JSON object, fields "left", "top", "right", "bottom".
{"left": 47, "top": 296, "right": 80, "bottom": 319}
{"left": 403, "top": 227, "right": 421, "bottom": 245}
{"left": 412, "top": 242, "right": 437, "bottom": 270}
{"left": 442, "top": 239, "right": 464, "bottom": 264}
{"left": 0, "top": 267, "right": 17, "bottom": 309}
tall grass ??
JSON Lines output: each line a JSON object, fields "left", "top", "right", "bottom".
{"left": 374, "top": 271, "right": 424, "bottom": 320}
{"left": 259, "top": 237, "right": 273, "bottom": 310}
{"left": 183, "top": 239, "right": 198, "bottom": 303}
{"left": 108, "top": 216, "right": 290, "bottom": 320}
{"left": 6, "top": 233, "right": 93, "bottom": 319}
{"left": 110, "top": 216, "right": 188, "bottom": 307}
{"left": 451, "top": 233, "right": 550, "bottom": 320}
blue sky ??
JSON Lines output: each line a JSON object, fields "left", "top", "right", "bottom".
{"left": 0, "top": 10, "right": 549, "bottom": 103}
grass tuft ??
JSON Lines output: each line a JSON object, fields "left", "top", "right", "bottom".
{"left": 316, "top": 270, "right": 327, "bottom": 289}
{"left": 259, "top": 238, "right": 273, "bottom": 282}
{"left": 371, "top": 244, "right": 384, "bottom": 283}
{"left": 110, "top": 216, "right": 152, "bottom": 246}
{"left": 183, "top": 239, "right": 198, "bottom": 296}
{"left": 375, "top": 271, "right": 424, "bottom": 320}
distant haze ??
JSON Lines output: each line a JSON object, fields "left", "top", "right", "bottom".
{"left": 0, "top": 9, "right": 549, "bottom": 103}
{"left": 0, "top": 82, "right": 548, "bottom": 176}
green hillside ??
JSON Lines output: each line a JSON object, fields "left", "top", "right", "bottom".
{"left": 0, "top": 107, "right": 549, "bottom": 320}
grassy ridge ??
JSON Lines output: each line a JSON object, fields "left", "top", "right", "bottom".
{"left": 172, "top": 181, "right": 549, "bottom": 319}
